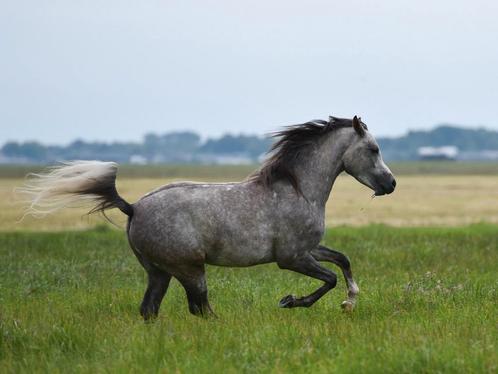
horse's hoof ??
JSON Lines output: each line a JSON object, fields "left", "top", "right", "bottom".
{"left": 279, "top": 295, "right": 296, "bottom": 308}
{"left": 341, "top": 300, "right": 354, "bottom": 312}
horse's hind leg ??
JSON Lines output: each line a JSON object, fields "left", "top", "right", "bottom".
{"left": 277, "top": 253, "right": 337, "bottom": 308}
{"left": 311, "top": 245, "right": 359, "bottom": 311}
{"left": 140, "top": 267, "right": 172, "bottom": 320}
{"left": 175, "top": 264, "right": 214, "bottom": 317}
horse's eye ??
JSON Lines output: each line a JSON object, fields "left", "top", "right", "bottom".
{"left": 371, "top": 147, "right": 380, "bottom": 154}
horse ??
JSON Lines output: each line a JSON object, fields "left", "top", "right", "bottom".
{"left": 19, "top": 115, "right": 396, "bottom": 319}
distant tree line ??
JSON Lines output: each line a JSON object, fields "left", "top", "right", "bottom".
{"left": 0, "top": 131, "right": 272, "bottom": 164}
{"left": 2, "top": 125, "right": 498, "bottom": 164}
{"left": 378, "top": 125, "right": 498, "bottom": 161}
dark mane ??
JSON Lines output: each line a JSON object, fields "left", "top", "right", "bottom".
{"left": 249, "top": 116, "right": 367, "bottom": 194}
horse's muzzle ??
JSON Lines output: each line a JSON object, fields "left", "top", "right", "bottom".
{"left": 375, "top": 177, "right": 396, "bottom": 196}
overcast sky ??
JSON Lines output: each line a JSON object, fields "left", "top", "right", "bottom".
{"left": 1, "top": 1, "right": 497, "bottom": 145}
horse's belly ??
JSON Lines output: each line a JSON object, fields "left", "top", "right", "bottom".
{"left": 205, "top": 245, "right": 274, "bottom": 267}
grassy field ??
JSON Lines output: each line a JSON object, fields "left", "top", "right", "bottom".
{"left": 2, "top": 174, "right": 498, "bottom": 231}
{"left": 1, "top": 225, "right": 497, "bottom": 373}
{"left": 2, "top": 162, "right": 498, "bottom": 231}
{"left": 1, "top": 163, "right": 497, "bottom": 372}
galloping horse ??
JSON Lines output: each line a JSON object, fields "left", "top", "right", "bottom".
{"left": 20, "top": 115, "right": 396, "bottom": 319}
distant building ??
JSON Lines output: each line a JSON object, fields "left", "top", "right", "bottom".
{"left": 129, "top": 155, "right": 147, "bottom": 165}
{"left": 418, "top": 146, "right": 458, "bottom": 161}
{"left": 197, "top": 153, "right": 253, "bottom": 165}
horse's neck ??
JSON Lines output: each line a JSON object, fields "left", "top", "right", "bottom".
{"left": 294, "top": 131, "right": 350, "bottom": 206}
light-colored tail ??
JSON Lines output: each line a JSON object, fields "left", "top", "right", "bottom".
{"left": 17, "top": 160, "right": 133, "bottom": 219}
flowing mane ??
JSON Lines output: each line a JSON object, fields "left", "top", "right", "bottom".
{"left": 249, "top": 116, "right": 368, "bottom": 194}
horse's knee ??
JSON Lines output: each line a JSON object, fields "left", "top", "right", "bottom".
{"left": 336, "top": 253, "right": 351, "bottom": 270}
{"left": 328, "top": 247, "right": 351, "bottom": 269}
{"left": 327, "top": 272, "right": 338, "bottom": 289}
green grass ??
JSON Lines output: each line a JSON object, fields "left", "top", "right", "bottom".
{"left": 1, "top": 225, "right": 497, "bottom": 373}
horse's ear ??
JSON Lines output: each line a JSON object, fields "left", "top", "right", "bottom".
{"left": 352, "top": 115, "right": 365, "bottom": 137}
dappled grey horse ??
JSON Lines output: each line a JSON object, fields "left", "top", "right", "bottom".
{"left": 20, "top": 116, "right": 396, "bottom": 319}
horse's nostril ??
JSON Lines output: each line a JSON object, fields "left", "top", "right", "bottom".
{"left": 392, "top": 179, "right": 397, "bottom": 188}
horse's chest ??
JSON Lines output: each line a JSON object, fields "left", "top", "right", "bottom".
{"left": 283, "top": 206, "right": 324, "bottom": 242}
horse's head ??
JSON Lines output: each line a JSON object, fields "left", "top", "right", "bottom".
{"left": 342, "top": 116, "right": 396, "bottom": 196}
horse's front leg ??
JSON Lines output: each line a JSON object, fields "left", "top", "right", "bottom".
{"left": 276, "top": 253, "right": 337, "bottom": 308}
{"left": 311, "top": 245, "right": 359, "bottom": 311}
